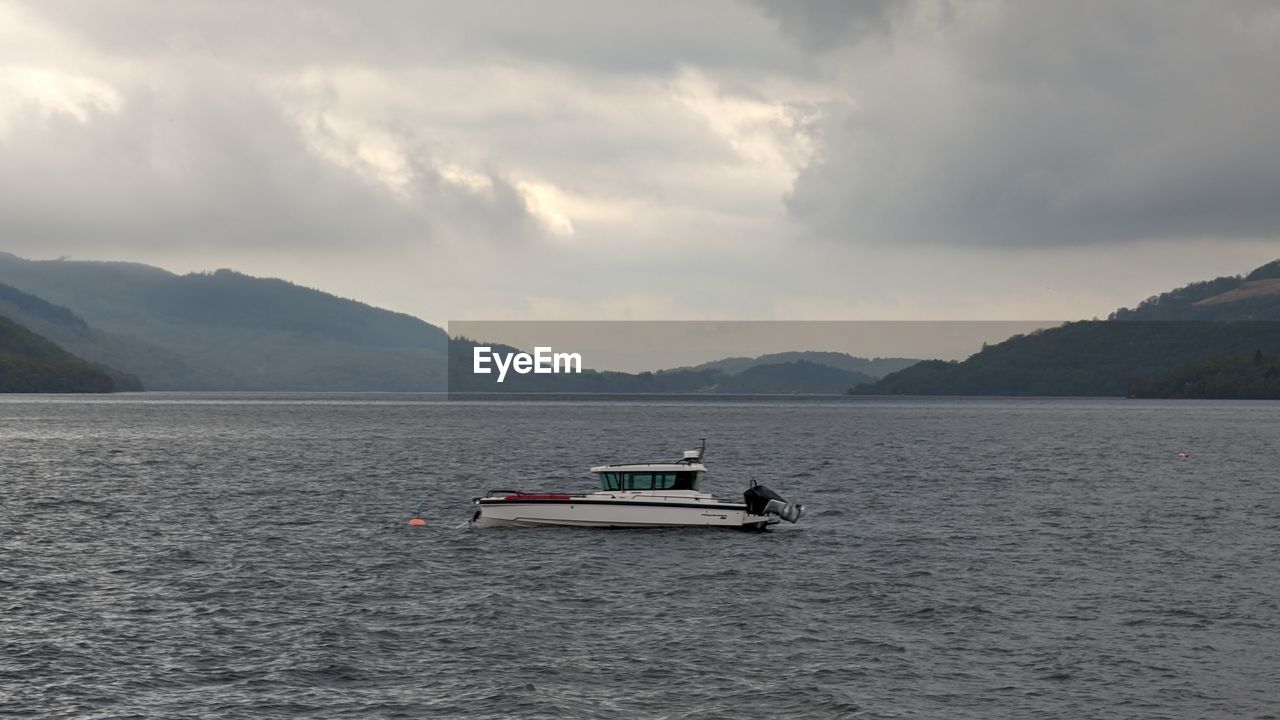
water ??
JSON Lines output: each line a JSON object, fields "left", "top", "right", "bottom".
{"left": 3, "top": 395, "right": 1279, "bottom": 719}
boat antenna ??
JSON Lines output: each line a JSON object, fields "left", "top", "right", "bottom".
{"left": 679, "top": 439, "right": 707, "bottom": 465}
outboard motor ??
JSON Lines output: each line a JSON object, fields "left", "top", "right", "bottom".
{"left": 743, "top": 483, "right": 805, "bottom": 523}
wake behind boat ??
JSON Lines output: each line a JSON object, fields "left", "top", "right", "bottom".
{"left": 470, "top": 441, "right": 804, "bottom": 530}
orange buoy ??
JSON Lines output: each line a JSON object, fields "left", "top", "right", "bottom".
{"left": 408, "top": 517, "right": 426, "bottom": 527}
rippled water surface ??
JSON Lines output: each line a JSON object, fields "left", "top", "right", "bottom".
{"left": 3, "top": 395, "right": 1280, "bottom": 719}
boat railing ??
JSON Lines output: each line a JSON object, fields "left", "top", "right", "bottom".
{"left": 476, "top": 489, "right": 729, "bottom": 503}
{"left": 478, "top": 489, "right": 578, "bottom": 500}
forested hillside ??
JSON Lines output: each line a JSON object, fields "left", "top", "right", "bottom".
{"left": 1129, "top": 350, "right": 1280, "bottom": 399}
{"left": 856, "top": 259, "right": 1280, "bottom": 397}
{"left": 681, "top": 352, "right": 917, "bottom": 379}
{"left": 0, "top": 253, "right": 448, "bottom": 390}
{"left": 0, "top": 313, "right": 136, "bottom": 392}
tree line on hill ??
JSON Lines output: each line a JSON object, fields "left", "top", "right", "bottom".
{"left": 854, "top": 258, "right": 1280, "bottom": 398}
{"left": 0, "top": 314, "right": 139, "bottom": 392}
{"left": 447, "top": 338, "right": 882, "bottom": 394}
{"left": 1129, "top": 349, "right": 1280, "bottom": 399}
{"left": 852, "top": 321, "right": 1280, "bottom": 397}
{"left": 0, "top": 252, "right": 447, "bottom": 391}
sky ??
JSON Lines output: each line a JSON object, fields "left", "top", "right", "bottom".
{"left": 2, "top": 0, "right": 1279, "bottom": 327}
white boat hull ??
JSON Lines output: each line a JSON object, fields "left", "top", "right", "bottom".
{"left": 472, "top": 497, "right": 778, "bottom": 529}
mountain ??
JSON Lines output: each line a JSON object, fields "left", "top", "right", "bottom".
{"left": 1130, "top": 350, "right": 1280, "bottom": 399}
{"left": 0, "top": 253, "right": 448, "bottom": 391}
{"left": 1109, "top": 259, "right": 1280, "bottom": 320}
{"left": 855, "top": 259, "right": 1280, "bottom": 397}
{"left": 0, "top": 281, "right": 178, "bottom": 389}
{"left": 854, "top": 321, "right": 1280, "bottom": 396}
{"left": 713, "top": 360, "right": 874, "bottom": 393}
{"left": 0, "top": 313, "right": 132, "bottom": 392}
{"left": 449, "top": 338, "right": 873, "bottom": 394}
{"left": 680, "top": 351, "right": 917, "bottom": 379}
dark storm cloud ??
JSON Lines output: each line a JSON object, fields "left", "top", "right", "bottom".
{"left": 751, "top": 0, "right": 902, "bottom": 51}
{"left": 783, "top": 1, "right": 1280, "bottom": 247}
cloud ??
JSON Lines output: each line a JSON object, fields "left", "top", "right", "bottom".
{"left": 1, "top": 0, "right": 1279, "bottom": 326}
{"left": 784, "top": 1, "right": 1280, "bottom": 247}
{"left": 18, "top": 0, "right": 805, "bottom": 74}
{"left": 0, "top": 1, "right": 822, "bottom": 260}
{"left": 751, "top": 0, "right": 902, "bottom": 51}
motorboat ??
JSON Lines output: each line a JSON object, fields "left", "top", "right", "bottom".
{"left": 470, "top": 441, "right": 804, "bottom": 529}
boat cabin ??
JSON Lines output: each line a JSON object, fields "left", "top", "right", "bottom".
{"left": 591, "top": 463, "right": 704, "bottom": 492}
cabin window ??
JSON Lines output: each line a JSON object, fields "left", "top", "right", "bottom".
{"left": 625, "top": 472, "right": 654, "bottom": 490}
{"left": 600, "top": 470, "right": 699, "bottom": 491}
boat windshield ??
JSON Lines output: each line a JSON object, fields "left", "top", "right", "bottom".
{"left": 598, "top": 470, "right": 699, "bottom": 491}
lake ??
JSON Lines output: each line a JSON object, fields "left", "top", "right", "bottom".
{"left": 3, "top": 395, "right": 1278, "bottom": 718}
